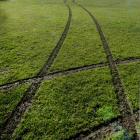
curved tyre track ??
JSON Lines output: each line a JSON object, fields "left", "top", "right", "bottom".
{"left": 75, "top": 2, "right": 138, "bottom": 139}
{"left": 0, "top": 3, "right": 72, "bottom": 139}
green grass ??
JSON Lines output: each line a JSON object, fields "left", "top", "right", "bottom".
{"left": 77, "top": 0, "right": 140, "bottom": 60}
{"left": 0, "top": 0, "right": 67, "bottom": 85}
{"left": 13, "top": 68, "right": 119, "bottom": 140}
{"left": 0, "top": 0, "right": 139, "bottom": 139}
{"left": 119, "top": 62, "right": 140, "bottom": 111}
{"left": 107, "top": 129, "right": 133, "bottom": 140}
{"left": 0, "top": 83, "right": 30, "bottom": 127}
{"left": 50, "top": 2, "right": 106, "bottom": 72}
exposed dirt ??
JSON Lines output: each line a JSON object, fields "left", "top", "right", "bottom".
{"left": 115, "top": 57, "right": 140, "bottom": 65}
{"left": 0, "top": 76, "right": 38, "bottom": 92}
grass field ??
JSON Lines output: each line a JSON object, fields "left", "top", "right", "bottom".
{"left": 13, "top": 68, "right": 119, "bottom": 139}
{"left": 50, "top": 3, "right": 106, "bottom": 72}
{"left": 0, "top": 0, "right": 140, "bottom": 139}
{"left": 0, "top": 0, "right": 67, "bottom": 85}
{"left": 77, "top": 0, "right": 140, "bottom": 60}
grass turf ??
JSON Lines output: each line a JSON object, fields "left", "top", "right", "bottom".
{"left": 0, "top": 0, "right": 139, "bottom": 139}
{"left": 0, "top": 83, "right": 30, "bottom": 128}
{"left": 118, "top": 62, "right": 140, "bottom": 111}
{"left": 0, "top": 0, "right": 67, "bottom": 85}
{"left": 50, "top": 2, "right": 106, "bottom": 72}
{"left": 77, "top": 0, "right": 140, "bottom": 60}
{"left": 13, "top": 68, "right": 119, "bottom": 140}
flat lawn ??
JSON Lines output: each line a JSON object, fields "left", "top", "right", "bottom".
{"left": 77, "top": 0, "right": 140, "bottom": 60}
{"left": 118, "top": 62, "right": 140, "bottom": 111}
{"left": 0, "top": 0, "right": 67, "bottom": 85}
{"left": 50, "top": 3, "right": 106, "bottom": 72}
{"left": 0, "top": 83, "right": 30, "bottom": 127}
{"left": 13, "top": 68, "right": 119, "bottom": 140}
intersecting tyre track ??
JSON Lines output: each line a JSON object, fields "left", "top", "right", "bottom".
{"left": 0, "top": 57, "right": 140, "bottom": 92}
{"left": 0, "top": 2, "right": 72, "bottom": 139}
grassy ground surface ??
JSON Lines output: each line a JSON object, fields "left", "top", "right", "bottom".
{"left": 13, "top": 68, "right": 119, "bottom": 140}
{"left": 0, "top": 0, "right": 140, "bottom": 139}
{"left": 0, "top": 83, "right": 30, "bottom": 127}
{"left": 50, "top": 2, "right": 106, "bottom": 72}
{"left": 77, "top": 0, "right": 140, "bottom": 60}
{"left": 119, "top": 62, "right": 140, "bottom": 111}
{"left": 0, "top": 0, "right": 67, "bottom": 85}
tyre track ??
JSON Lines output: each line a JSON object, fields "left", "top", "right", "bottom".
{"left": 115, "top": 57, "right": 140, "bottom": 65}
{"left": 0, "top": 2, "right": 72, "bottom": 139}
{"left": 76, "top": 2, "right": 138, "bottom": 139}
{"left": 67, "top": 116, "right": 122, "bottom": 140}
{"left": 0, "top": 57, "right": 140, "bottom": 91}
{"left": 67, "top": 110, "right": 139, "bottom": 140}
